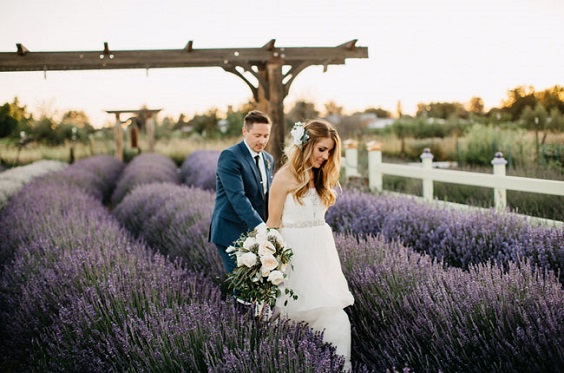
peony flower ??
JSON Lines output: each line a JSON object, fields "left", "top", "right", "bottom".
{"left": 260, "top": 254, "right": 278, "bottom": 271}
{"left": 290, "top": 122, "right": 309, "bottom": 147}
{"left": 243, "top": 236, "right": 257, "bottom": 250}
{"left": 258, "top": 240, "right": 276, "bottom": 256}
{"left": 267, "top": 270, "right": 285, "bottom": 285}
{"left": 261, "top": 266, "right": 271, "bottom": 277}
{"left": 267, "top": 228, "right": 283, "bottom": 243}
{"left": 237, "top": 252, "right": 257, "bottom": 268}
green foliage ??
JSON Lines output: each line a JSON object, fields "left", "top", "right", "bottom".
{"left": 0, "top": 103, "right": 18, "bottom": 138}
{"left": 459, "top": 124, "right": 533, "bottom": 167}
{"left": 286, "top": 100, "right": 319, "bottom": 127}
{"left": 416, "top": 101, "right": 468, "bottom": 119}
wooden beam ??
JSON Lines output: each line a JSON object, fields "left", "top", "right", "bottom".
{"left": 0, "top": 41, "right": 368, "bottom": 72}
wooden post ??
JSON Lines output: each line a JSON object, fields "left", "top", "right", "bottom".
{"left": 420, "top": 147, "right": 434, "bottom": 201}
{"left": 343, "top": 139, "right": 359, "bottom": 180}
{"left": 114, "top": 113, "right": 123, "bottom": 161}
{"left": 146, "top": 112, "right": 155, "bottom": 152}
{"left": 367, "top": 140, "right": 382, "bottom": 192}
{"left": 266, "top": 59, "right": 285, "bottom": 169}
{"left": 491, "top": 151, "right": 508, "bottom": 211}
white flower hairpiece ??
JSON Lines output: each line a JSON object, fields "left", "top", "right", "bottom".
{"left": 290, "top": 122, "right": 310, "bottom": 148}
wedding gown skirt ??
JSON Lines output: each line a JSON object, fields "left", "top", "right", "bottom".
{"left": 276, "top": 189, "right": 354, "bottom": 369}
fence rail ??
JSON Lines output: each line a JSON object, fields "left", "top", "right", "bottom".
{"left": 342, "top": 140, "right": 564, "bottom": 226}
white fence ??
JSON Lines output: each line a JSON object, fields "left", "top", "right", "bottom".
{"left": 342, "top": 140, "right": 564, "bottom": 226}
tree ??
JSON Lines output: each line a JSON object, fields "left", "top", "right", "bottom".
{"left": 0, "top": 103, "right": 18, "bottom": 138}
{"left": 467, "top": 96, "right": 484, "bottom": 115}
{"left": 323, "top": 101, "right": 343, "bottom": 116}
{"left": 364, "top": 107, "right": 391, "bottom": 118}
{"left": 416, "top": 102, "right": 467, "bottom": 119}
{"left": 536, "top": 85, "right": 564, "bottom": 115}
{"left": 501, "top": 85, "right": 538, "bottom": 120}
{"left": 286, "top": 100, "right": 319, "bottom": 126}
{"left": 396, "top": 100, "right": 403, "bottom": 118}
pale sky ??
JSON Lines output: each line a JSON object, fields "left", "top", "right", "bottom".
{"left": 1, "top": 0, "right": 563, "bottom": 127}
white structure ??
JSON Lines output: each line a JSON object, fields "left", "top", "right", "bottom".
{"left": 344, "top": 140, "right": 564, "bottom": 226}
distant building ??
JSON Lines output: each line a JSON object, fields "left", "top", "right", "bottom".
{"left": 361, "top": 113, "right": 395, "bottom": 129}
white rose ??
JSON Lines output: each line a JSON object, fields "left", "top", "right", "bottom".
{"left": 261, "top": 266, "right": 271, "bottom": 277}
{"left": 243, "top": 236, "right": 256, "bottom": 250}
{"left": 267, "top": 229, "right": 284, "bottom": 243}
{"left": 260, "top": 254, "right": 278, "bottom": 271}
{"left": 267, "top": 270, "right": 285, "bottom": 285}
{"left": 226, "top": 245, "right": 236, "bottom": 253}
{"left": 237, "top": 252, "right": 257, "bottom": 268}
{"left": 258, "top": 240, "right": 276, "bottom": 256}
{"left": 291, "top": 124, "right": 305, "bottom": 145}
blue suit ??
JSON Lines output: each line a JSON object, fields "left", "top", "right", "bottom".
{"left": 209, "top": 140, "right": 274, "bottom": 273}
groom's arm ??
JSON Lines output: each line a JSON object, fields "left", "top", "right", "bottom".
{"left": 217, "top": 149, "right": 263, "bottom": 229}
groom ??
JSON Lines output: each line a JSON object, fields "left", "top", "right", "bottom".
{"left": 209, "top": 110, "right": 274, "bottom": 274}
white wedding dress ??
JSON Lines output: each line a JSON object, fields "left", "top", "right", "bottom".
{"left": 276, "top": 188, "right": 354, "bottom": 371}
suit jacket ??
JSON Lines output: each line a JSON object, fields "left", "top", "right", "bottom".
{"left": 209, "top": 140, "right": 274, "bottom": 247}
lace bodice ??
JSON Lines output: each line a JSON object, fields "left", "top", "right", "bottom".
{"left": 281, "top": 189, "right": 327, "bottom": 228}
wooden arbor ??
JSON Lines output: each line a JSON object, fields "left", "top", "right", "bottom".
{"left": 106, "top": 109, "right": 161, "bottom": 161}
{"left": 0, "top": 40, "right": 369, "bottom": 165}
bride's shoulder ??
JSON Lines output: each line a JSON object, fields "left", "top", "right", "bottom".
{"left": 272, "top": 165, "right": 298, "bottom": 189}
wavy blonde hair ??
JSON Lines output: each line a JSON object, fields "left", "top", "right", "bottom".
{"left": 286, "top": 119, "right": 341, "bottom": 206}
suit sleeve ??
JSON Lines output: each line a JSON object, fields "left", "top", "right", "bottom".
{"left": 217, "top": 149, "right": 263, "bottom": 229}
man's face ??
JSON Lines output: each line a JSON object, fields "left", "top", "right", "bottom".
{"left": 242, "top": 122, "right": 271, "bottom": 153}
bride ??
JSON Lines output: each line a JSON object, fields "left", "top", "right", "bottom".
{"left": 266, "top": 119, "right": 354, "bottom": 371}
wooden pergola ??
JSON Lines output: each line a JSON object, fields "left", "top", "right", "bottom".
{"left": 106, "top": 109, "right": 161, "bottom": 161}
{"left": 0, "top": 40, "right": 369, "bottom": 165}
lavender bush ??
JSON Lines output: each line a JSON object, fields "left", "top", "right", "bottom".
{"left": 111, "top": 153, "right": 180, "bottom": 205}
{"left": 335, "top": 233, "right": 564, "bottom": 372}
{"left": 328, "top": 190, "right": 564, "bottom": 283}
{"left": 179, "top": 150, "right": 220, "bottom": 191}
{"left": 38, "top": 155, "right": 124, "bottom": 203}
{"left": 1, "top": 165, "right": 342, "bottom": 371}
{"left": 0, "top": 159, "right": 67, "bottom": 209}
{"left": 114, "top": 182, "right": 224, "bottom": 279}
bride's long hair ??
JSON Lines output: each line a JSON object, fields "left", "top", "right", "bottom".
{"left": 286, "top": 119, "right": 341, "bottom": 206}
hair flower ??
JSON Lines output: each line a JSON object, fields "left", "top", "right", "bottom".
{"left": 291, "top": 122, "right": 310, "bottom": 148}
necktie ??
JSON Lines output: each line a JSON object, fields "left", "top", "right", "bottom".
{"left": 254, "top": 155, "right": 263, "bottom": 183}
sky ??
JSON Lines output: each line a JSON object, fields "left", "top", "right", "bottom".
{"left": 0, "top": 0, "right": 563, "bottom": 127}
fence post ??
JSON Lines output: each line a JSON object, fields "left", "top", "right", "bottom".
{"left": 491, "top": 151, "right": 508, "bottom": 211}
{"left": 420, "top": 147, "right": 434, "bottom": 201}
{"left": 367, "top": 140, "right": 382, "bottom": 192}
{"left": 343, "top": 139, "right": 359, "bottom": 180}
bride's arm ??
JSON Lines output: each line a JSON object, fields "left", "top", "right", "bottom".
{"left": 266, "top": 167, "right": 292, "bottom": 229}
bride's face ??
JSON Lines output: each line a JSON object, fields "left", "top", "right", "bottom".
{"left": 310, "top": 137, "right": 335, "bottom": 169}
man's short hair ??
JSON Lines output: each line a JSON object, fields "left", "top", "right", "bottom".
{"left": 244, "top": 110, "right": 271, "bottom": 129}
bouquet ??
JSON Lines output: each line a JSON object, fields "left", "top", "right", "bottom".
{"left": 226, "top": 226, "right": 297, "bottom": 316}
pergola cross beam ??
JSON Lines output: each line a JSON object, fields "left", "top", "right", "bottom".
{"left": 0, "top": 39, "right": 369, "bottom": 165}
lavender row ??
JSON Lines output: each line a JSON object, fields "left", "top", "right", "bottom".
{"left": 0, "top": 164, "right": 344, "bottom": 371}
{"left": 179, "top": 150, "right": 219, "bottom": 191}
{"left": 39, "top": 154, "right": 125, "bottom": 203}
{"left": 111, "top": 180, "right": 564, "bottom": 371}
{"left": 327, "top": 189, "right": 564, "bottom": 282}
{"left": 0, "top": 159, "right": 67, "bottom": 209}
{"left": 111, "top": 153, "right": 181, "bottom": 205}
{"left": 113, "top": 182, "right": 225, "bottom": 277}
{"left": 335, "top": 234, "right": 564, "bottom": 371}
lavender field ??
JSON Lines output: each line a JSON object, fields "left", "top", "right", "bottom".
{"left": 0, "top": 151, "right": 563, "bottom": 372}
